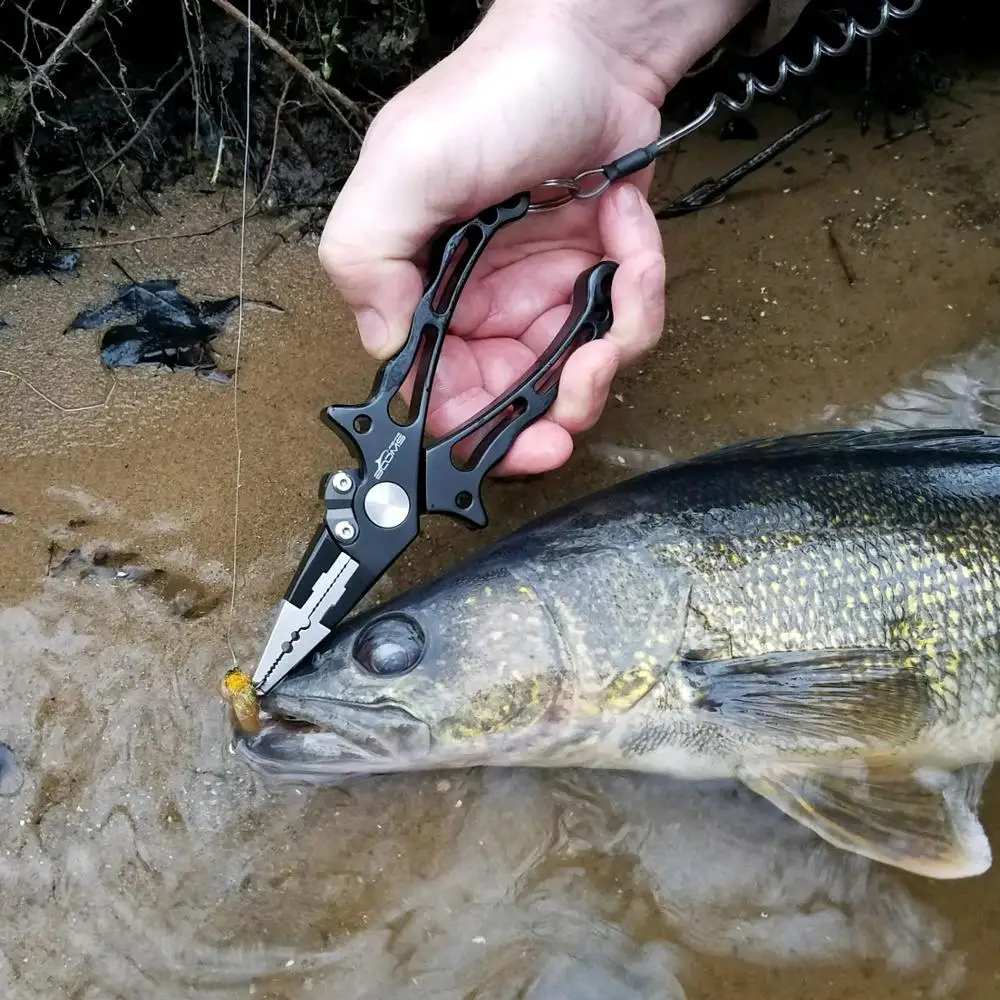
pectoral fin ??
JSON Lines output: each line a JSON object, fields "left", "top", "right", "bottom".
{"left": 741, "top": 759, "right": 993, "bottom": 879}
{"left": 687, "top": 646, "right": 929, "bottom": 748}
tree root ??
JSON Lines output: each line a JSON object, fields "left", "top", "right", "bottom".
{"left": 13, "top": 139, "right": 50, "bottom": 238}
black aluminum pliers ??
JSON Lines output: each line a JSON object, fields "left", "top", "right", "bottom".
{"left": 251, "top": 191, "right": 618, "bottom": 694}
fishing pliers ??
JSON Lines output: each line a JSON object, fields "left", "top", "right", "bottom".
{"left": 251, "top": 191, "right": 618, "bottom": 695}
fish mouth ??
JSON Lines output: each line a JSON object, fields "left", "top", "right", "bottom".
{"left": 234, "top": 694, "right": 433, "bottom": 783}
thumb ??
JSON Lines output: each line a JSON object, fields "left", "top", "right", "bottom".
{"left": 317, "top": 135, "right": 435, "bottom": 360}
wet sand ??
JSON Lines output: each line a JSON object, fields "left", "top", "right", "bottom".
{"left": 1, "top": 67, "right": 1000, "bottom": 1000}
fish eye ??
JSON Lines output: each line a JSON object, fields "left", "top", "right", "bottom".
{"left": 353, "top": 614, "right": 426, "bottom": 677}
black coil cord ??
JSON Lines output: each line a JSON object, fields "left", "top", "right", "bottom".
{"left": 526, "top": 0, "right": 926, "bottom": 214}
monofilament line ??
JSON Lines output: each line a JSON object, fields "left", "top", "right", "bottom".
{"left": 226, "top": 2, "right": 252, "bottom": 669}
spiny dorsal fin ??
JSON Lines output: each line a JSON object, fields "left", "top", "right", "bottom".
{"left": 681, "top": 427, "right": 997, "bottom": 469}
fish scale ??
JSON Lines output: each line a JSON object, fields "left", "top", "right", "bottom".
{"left": 654, "top": 463, "right": 1000, "bottom": 720}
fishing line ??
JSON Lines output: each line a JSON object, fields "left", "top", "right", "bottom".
{"left": 226, "top": 0, "right": 252, "bottom": 668}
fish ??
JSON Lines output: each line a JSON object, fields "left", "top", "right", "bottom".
{"left": 236, "top": 427, "right": 1000, "bottom": 880}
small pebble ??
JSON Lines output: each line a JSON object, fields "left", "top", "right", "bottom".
{"left": 0, "top": 743, "right": 23, "bottom": 796}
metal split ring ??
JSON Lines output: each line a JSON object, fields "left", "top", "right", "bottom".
{"left": 527, "top": 169, "right": 612, "bottom": 214}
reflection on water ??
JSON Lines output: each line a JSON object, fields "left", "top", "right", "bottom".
{"left": 818, "top": 339, "right": 1000, "bottom": 435}
{"left": 593, "top": 338, "right": 1000, "bottom": 475}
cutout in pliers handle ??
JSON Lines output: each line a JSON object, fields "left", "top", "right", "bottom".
{"left": 423, "top": 259, "right": 619, "bottom": 527}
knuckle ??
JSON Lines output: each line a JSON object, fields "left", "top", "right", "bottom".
{"left": 316, "top": 230, "right": 356, "bottom": 280}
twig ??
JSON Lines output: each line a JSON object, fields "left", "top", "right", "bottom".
{"left": 207, "top": 0, "right": 368, "bottom": 132}
{"left": 253, "top": 217, "right": 308, "bottom": 267}
{"left": 62, "top": 62, "right": 191, "bottom": 196}
{"left": 656, "top": 108, "right": 834, "bottom": 219}
{"left": 13, "top": 139, "right": 50, "bottom": 238}
{"left": 12, "top": 0, "right": 108, "bottom": 117}
{"left": 211, "top": 135, "right": 227, "bottom": 185}
{"left": 0, "top": 369, "right": 117, "bottom": 413}
{"left": 64, "top": 210, "right": 264, "bottom": 250}
{"left": 70, "top": 37, "right": 142, "bottom": 133}
{"left": 73, "top": 137, "right": 107, "bottom": 227}
{"left": 872, "top": 120, "right": 929, "bottom": 150}
{"left": 824, "top": 220, "right": 857, "bottom": 287}
{"left": 180, "top": 0, "right": 203, "bottom": 150}
{"left": 247, "top": 77, "right": 293, "bottom": 214}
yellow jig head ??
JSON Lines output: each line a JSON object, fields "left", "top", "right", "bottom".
{"left": 221, "top": 668, "right": 261, "bottom": 736}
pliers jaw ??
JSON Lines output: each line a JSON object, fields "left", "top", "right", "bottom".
{"left": 251, "top": 524, "right": 360, "bottom": 695}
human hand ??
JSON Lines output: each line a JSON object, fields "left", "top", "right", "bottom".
{"left": 319, "top": 0, "right": 760, "bottom": 475}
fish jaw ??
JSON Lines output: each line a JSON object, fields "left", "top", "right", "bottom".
{"left": 233, "top": 694, "right": 440, "bottom": 784}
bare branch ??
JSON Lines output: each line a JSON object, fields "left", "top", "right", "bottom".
{"left": 180, "top": 0, "right": 204, "bottom": 150}
{"left": 12, "top": 0, "right": 109, "bottom": 118}
{"left": 61, "top": 62, "right": 192, "bottom": 196}
{"left": 13, "top": 139, "right": 50, "bottom": 238}
{"left": 207, "top": 0, "right": 369, "bottom": 136}
{"left": 247, "top": 77, "right": 292, "bottom": 214}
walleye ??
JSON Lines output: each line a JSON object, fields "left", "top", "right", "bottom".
{"left": 236, "top": 428, "right": 1000, "bottom": 880}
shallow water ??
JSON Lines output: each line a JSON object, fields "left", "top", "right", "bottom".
{"left": 3, "top": 71, "right": 1000, "bottom": 1000}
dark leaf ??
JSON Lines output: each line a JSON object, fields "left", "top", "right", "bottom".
{"left": 66, "top": 278, "right": 239, "bottom": 376}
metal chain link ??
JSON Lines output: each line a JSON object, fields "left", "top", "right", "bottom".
{"left": 527, "top": 0, "right": 926, "bottom": 213}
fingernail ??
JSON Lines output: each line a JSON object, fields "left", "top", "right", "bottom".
{"left": 618, "top": 183, "right": 645, "bottom": 221}
{"left": 356, "top": 308, "right": 389, "bottom": 355}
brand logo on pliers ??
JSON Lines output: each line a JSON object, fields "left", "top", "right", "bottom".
{"left": 374, "top": 432, "right": 406, "bottom": 480}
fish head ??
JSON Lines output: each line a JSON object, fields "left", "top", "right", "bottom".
{"left": 237, "top": 562, "right": 578, "bottom": 783}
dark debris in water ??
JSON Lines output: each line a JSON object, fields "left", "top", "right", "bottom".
{"left": 0, "top": 743, "right": 24, "bottom": 796}
{"left": 66, "top": 278, "right": 240, "bottom": 380}
{"left": 658, "top": 107, "right": 833, "bottom": 219}
{"left": 48, "top": 545, "right": 222, "bottom": 619}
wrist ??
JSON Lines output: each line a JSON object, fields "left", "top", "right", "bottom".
{"left": 485, "top": 0, "right": 763, "bottom": 100}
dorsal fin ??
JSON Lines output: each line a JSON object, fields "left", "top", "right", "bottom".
{"left": 681, "top": 427, "right": 997, "bottom": 469}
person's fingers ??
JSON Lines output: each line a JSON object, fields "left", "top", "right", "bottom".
{"left": 516, "top": 295, "right": 621, "bottom": 437}
{"left": 422, "top": 337, "right": 536, "bottom": 434}
{"left": 493, "top": 419, "right": 574, "bottom": 476}
{"left": 317, "top": 107, "right": 445, "bottom": 360}
{"left": 596, "top": 180, "right": 667, "bottom": 368}
{"left": 422, "top": 378, "right": 573, "bottom": 477}
{"left": 545, "top": 339, "right": 620, "bottom": 435}
{"left": 449, "top": 248, "right": 597, "bottom": 339}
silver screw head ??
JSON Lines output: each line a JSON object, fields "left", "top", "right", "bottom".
{"left": 331, "top": 472, "right": 353, "bottom": 493}
{"left": 333, "top": 520, "right": 357, "bottom": 542}
{"left": 364, "top": 481, "right": 410, "bottom": 529}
